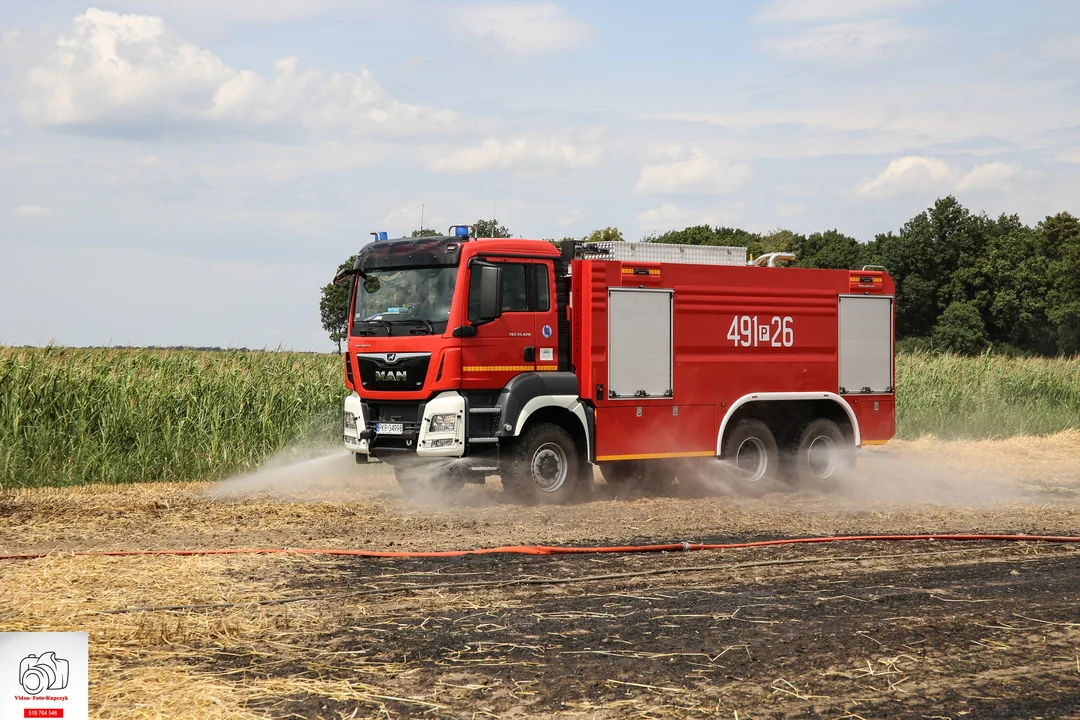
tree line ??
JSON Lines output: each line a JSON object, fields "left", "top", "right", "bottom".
{"left": 321, "top": 198, "right": 1080, "bottom": 357}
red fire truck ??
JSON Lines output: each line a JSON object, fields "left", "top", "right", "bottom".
{"left": 336, "top": 227, "right": 895, "bottom": 503}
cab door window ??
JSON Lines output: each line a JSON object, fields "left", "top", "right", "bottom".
{"left": 533, "top": 264, "right": 550, "bottom": 312}
{"left": 468, "top": 263, "right": 531, "bottom": 321}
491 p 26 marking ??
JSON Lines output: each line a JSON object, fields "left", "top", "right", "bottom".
{"left": 727, "top": 315, "right": 794, "bottom": 348}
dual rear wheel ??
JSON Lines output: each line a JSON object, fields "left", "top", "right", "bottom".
{"left": 722, "top": 417, "right": 853, "bottom": 495}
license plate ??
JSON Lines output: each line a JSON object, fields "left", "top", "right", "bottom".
{"left": 375, "top": 422, "right": 404, "bottom": 435}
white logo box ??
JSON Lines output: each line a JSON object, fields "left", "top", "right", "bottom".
{"left": 0, "top": 633, "right": 88, "bottom": 720}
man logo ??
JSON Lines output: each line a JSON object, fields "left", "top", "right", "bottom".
{"left": 375, "top": 370, "right": 407, "bottom": 382}
{"left": 385, "top": 353, "right": 398, "bottom": 363}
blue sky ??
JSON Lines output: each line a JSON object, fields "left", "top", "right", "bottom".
{"left": 2, "top": 0, "right": 1080, "bottom": 350}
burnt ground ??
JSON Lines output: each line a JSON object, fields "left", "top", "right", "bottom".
{"left": 3, "top": 434, "right": 1080, "bottom": 718}
{"left": 219, "top": 538, "right": 1080, "bottom": 719}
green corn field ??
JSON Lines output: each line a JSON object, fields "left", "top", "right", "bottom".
{"left": 1, "top": 347, "right": 1079, "bottom": 489}
{"left": 0, "top": 347, "right": 343, "bottom": 489}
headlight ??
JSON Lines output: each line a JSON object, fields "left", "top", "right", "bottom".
{"left": 344, "top": 412, "right": 356, "bottom": 430}
{"left": 429, "top": 413, "right": 458, "bottom": 433}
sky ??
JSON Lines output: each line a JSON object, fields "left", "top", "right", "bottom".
{"left": 2, "top": 0, "right": 1080, "bottom": 351}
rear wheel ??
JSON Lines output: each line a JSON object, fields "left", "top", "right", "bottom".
{"left": 504, "top": 422, "right": 590, "bottom": 505}
{"left": 789, "top": 419, "right": 852, "bottom": 488}
{"left": 721, "top": 419, "right": 780, "bottom": 496}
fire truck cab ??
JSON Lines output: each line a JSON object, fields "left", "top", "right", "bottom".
{"left": 338, "top": 227, "right": 895, "bottom": 503}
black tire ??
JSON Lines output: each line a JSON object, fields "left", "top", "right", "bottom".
{"left": 394, "top": 463, "right": 464, "bottom": 503}
{"left": 503, "top": 422, "right": 590, "bottom": 505}
{"left": 354, "top": 452, "right": 368, "bottom": 465}
{"left": 789, "top": 418, "right": 852, "bottom": 488}
{"left": 721, "top": 419, "right": 780, "bottom": 497}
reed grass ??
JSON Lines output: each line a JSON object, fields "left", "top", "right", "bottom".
{"left": 895, "top": 351, "right": 1080, "bottom": 440}
{"left": 2, "top": 347, "right": 1078, "bottom": 488}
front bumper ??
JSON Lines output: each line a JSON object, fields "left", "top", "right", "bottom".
{"left": 343, "top": 392, "right": 369, "bottom": 455}
{"left": 343, "top": 391, "right": 466, "bottom": 459}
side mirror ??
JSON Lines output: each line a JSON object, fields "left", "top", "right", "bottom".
{"left": 476, "top": 263, "right": 503, "bottom": 323}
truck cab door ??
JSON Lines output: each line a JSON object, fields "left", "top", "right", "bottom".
{"left": 460, "top": 261, "right": 536, "bottom": 391}
{"left": 532, "top": 261, "right": 560, "bottom": 371}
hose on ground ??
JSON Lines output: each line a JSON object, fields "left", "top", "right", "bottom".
{"left": 3, "top": 533, "right": 1080, "bottom": 562}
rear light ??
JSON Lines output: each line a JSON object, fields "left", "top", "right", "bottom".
{"left": 345, "top": 352, "right": 355, "bottom": 386}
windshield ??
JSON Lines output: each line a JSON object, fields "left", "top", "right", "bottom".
{"left": 351, "top": 266, "right": 458, "bottom": 336}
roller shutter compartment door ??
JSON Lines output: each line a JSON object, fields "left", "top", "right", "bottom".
{"left": 607, "top": 288, "right": 673, "bottom": 399}
{"left": 838, "top": 295, "right": 894, "bottom": 394}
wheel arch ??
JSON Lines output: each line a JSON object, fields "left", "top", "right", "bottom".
{"left": 497, "top": 372, "right": 593, "bottom": 462}
{"left": 516, "top": 405, "right": 591, "bottom": 464}
{"left": 716, "top": 392, "right": 860, "bottom": 457}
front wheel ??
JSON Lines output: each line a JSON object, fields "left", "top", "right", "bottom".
{"left": 504, "top": 423, "right": 590, "bottom": 505}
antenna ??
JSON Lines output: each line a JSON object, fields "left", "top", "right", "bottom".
{"left": 419, "top": 203, "right": 425, "bottom": 234}
{"left": 493, "top": 194, "right": 498, "bottom": 235}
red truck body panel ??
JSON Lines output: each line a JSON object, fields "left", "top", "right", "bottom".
{"left": 571, "top": 257, "right": 896, "bottom": 460}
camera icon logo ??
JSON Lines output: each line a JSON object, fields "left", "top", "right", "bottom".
{"left": 18, "top": 652, "right": 69, "bottom": 695}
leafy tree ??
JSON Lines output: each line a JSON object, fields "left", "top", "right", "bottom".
{"left": 474, "top": 219, "right": 513, "bottom": 238}
{"left": 932, "top": 301, "right": 988, "bottom": 355}
{"left": 1040, "top": 212, "right": 1080, "bottom": 354}
{"left": 411, "top": 229, "right": 442, "bottom": 237}
{"left": 584, "top": 226, "right": 624, "bottom": 243}
{"left": 789, "top": 230, "right": 864, "bottom": 270}
{"left": 319, "top": 255, "right": 357, "bottom": 353}
{"left": 649, "top": 224, "right": 763, "bottom": 250}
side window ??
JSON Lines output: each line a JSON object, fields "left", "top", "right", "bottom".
{"left": 500, "top": 264, "right": 528, "bottom": 312}
{"left": 469, "top": 263, "right": 528, "bottom": 321}
{"left": 534, "top": 265, "right": 550, "bottom": 312}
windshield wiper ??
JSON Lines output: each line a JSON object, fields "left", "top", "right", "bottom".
{"left": 399, "top": 317, "right": 435, "bottom": 335}
{"left": 356, "top": 319, "right": 393, "bottom": 336}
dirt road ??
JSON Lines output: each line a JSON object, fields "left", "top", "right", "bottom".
{"left": 2, "top": 434, "right": 1079, "bottom": 718}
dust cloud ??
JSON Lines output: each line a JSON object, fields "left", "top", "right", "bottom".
{"left": 651, "top": 445, "right": 1078, "bottom": 509}
{"left": 205, "top": 447, "right": 377, "bottom": 501}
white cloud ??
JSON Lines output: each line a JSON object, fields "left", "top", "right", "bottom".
{"left": 112, "top": 0, "right": 358, "bottom": 25}
{"left": 557, "top": 208, "right": 584, "bottom": 228}
{"left": 453, "top": 3, "right": 592, "bottom": 56}
{"left": 636, "top": 204, "right": 736, "bottom": 233}
{"left": 857, "top": 156, "right": 957, "bottom": 197}
{"left": 1059, "top": 147, "right": 1080, "bottom": 164}
{"left": 756, "top": 0, "right": 931, "bottom": 23}
{"left": 1043, "top": 34, "right": 1080, "bottom": 59}
{"left": 634, "top": 149, "right": 749, "bottom": 195}
{"left": 18, "top": 8, "right": 457, "bottom": 138}
{"left": 13, "top": 204, "right": 54, "bottom": 217}
{"left": 858, "top": 157, "right": 1040, "bottom": 198}
{"left": 763, "top": 19, "right": 924, "bottom": 62}
{"left": 956, "top": 162, "right": 1037, "bottom": 193}
{"left": 428, "top": 136, "right": 602, "bottom": 174}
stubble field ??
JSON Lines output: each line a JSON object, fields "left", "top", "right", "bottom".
{"left": 3, "top": 433, "right": 1080, "bottom": 718}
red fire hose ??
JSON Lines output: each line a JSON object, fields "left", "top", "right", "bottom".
{"left": 3, "top": 533, "right": 1080, "bottom": 562}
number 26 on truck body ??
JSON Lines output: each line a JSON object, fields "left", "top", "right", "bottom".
{"left": 726, "top": 315, "right": 794, "bottom": 348}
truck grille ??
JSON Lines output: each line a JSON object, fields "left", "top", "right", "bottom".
{"left": 365, "top": 401, "right": 426, "bottom": 452}
{"left": 357, "top": 353, "right": 430, "bottom": 392}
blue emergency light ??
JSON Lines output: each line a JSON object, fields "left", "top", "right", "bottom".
{"left": 450, "top": 225, "right": 471, "bottom": 238}
{"left": 370, "top": 231, "right": 388, "bottom": 241}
